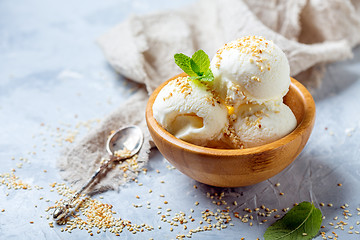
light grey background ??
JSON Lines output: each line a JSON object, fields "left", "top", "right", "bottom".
{"left": 1, "top": 0, "right": 359, "bottom": 239}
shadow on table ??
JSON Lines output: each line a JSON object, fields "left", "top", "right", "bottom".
{"left": 312, "top": 46, "right": 360, "bottom": 102}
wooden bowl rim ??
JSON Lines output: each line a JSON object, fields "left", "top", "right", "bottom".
{"left": 146, "top": 73, "right": 315, "bottom": 157}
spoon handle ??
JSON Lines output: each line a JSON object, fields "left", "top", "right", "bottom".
{"left": 53, "top": 155, "right": 121, "bottom": 221}
{"left": 76, "top": 156, "right": 117, "bottom": 197}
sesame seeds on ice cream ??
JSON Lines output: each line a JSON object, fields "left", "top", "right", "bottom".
{"left": 211, "top": 36, "right": 290, "bottom": 106}
{"left": 232, "top": 102, "right": 297, "bottom": 148}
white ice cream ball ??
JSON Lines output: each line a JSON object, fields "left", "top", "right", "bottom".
{"left": 211, "top": 36, "right": 290, "bottom": 106}
{"left": 233, "top": 102, "right": 297, "bottom": 148}
{"left": 153, "top": 76, "right": 229, "bottom": 146}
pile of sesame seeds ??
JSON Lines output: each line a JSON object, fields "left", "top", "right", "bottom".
{"left": 0, "top": 170, "right": 32, "bottom": 190}
{"left": 46, "top": 183, "right": 154, "bottom": 236}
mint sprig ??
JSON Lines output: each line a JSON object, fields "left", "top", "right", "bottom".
{"left": 174, "top": 50, "right": 214, "bottom": 83}
{"left": 264, "top": 201, "right": 323, "bottom": 240}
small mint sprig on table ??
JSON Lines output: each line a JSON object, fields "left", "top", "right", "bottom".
{"left": 264, "top": 201, "right": 323, "bottom": 240}
{"left": 174, "top": 50, "right": 214, "bottom": 83}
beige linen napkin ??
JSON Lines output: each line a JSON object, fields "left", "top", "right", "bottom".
{"left": 58, "top": 0, "right": 360, "bottom": 191}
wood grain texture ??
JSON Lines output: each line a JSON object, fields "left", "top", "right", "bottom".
{"left": 146, "top": 73, "right": 316, "bottom": 187}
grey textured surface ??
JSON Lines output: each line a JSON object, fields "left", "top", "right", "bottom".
{"left": 1, "top": 0, "right": 360, "bottom": 239}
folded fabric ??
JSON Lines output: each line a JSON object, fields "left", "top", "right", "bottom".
{"left": 98, "top": 0, "right": 359, "bottom": 91}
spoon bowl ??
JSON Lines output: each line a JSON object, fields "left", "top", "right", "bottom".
{"left": 107, "top": 125, "right": 144, "bottom": 157}
{"left": 146, "top": 73, "right": 316, "bottom": 187}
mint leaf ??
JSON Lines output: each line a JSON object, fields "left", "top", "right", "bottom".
{"left": 191, "top": 50, "right": 210, "bottom": 74}
{"left": 264, "top": 202, "right": 322, "bottom": 240}
{"left": 189, "top": 69, "right": 214, "bottom": 82}
{"left": 174, "top": 50, "right": 214, "bottom": 83}
{"left": 199, "top": 69, "right": 214, "bottom": 82}
{"left": 174, "top": 53, "right": 197, "bottom": 77}
{"left": 190, "top": 58, "right": 201, "bottom": 75}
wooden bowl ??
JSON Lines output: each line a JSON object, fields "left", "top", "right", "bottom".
{"left": 146, "top": 73, "right": 316, "bottom": 187}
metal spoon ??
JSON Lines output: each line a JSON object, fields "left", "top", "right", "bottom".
{"left": 53, "top": 125, "right": 143, "bottom": 221}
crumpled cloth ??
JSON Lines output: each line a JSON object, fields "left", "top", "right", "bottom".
{"left": 58, "top": 0, "right": 360, "bottom": 191}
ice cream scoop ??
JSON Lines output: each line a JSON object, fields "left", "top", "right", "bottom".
{"left": 211, "top": 36, "right": 290, "bottom": 106}
{"left": 232, "top": 102, "right": 297, "bottom": 148}
{"left": 152, "top": 76, "right": 228, "bottom": 146}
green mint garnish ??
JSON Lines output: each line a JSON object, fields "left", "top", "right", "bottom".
{"left": 264, "top": 201, "right": 323, "bottom": 240}
{"left": 174, "top": 50, "right": 214, "bottom": 83}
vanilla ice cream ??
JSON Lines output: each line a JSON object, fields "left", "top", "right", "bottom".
{"left": 232, "top": 102, "right": 297, "bottom": 148}
{"left": 153, "top": 76, "right": 228, "bottom": 146}
{"left": 153, "top": 36, "right": 297, "bottom": 149}
{"left": 211, "top": 36, "right": 290, "bottom": 106}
